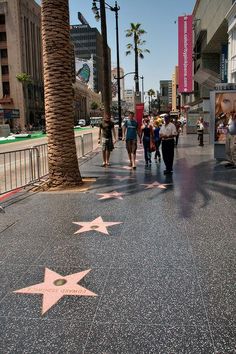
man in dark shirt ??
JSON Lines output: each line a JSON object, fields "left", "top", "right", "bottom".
{"left": 98, "top": 114, "right": 117, "bottom": 166}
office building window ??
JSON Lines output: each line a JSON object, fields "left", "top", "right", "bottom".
{"left": 2, "top": 81, "right": 10, "bottom": 95}
{"left": 0, "top": 49, "right": 7, "bottom": 58}
{"left": 1, "top": 65, "right": 8, "bottom": 74}
{"left": 0, "top": 32, "right": 6, "bottom": 41}
{"left": 0, "top": 15, "right": 5, "bottom": 25}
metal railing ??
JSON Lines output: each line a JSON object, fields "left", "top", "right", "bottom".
{"left": 0, "top": 131, "right": 98, "bottom": 195}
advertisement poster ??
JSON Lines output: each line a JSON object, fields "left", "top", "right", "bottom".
{"left": 215, "top": 91, "right": 236, "bottom": 143}
{"left": 135, "top": 103, "right": 144, "bottom": 128}
{"left": 178, "top": 15, "right": 193, "bottom": 93}
{"left": 75, "top": 57, "right": 94, "bottom": 90}
{"left": 187, "top": 113, "right": 199, "bottom": 127}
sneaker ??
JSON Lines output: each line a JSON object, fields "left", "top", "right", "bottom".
{"left": 102, "top": 162, "right": 106, "bottom": 167}
{"left": 164, "top": 170, "right": 172, "bottom": 175}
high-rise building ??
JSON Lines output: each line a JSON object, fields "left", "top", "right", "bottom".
{"left": 0, "top": 0, "right": 43, "bottom": 130}
{"left": 70, "top": 13, "right": 111, "bottom": 99}
{"left": 159, "top": 80, "right": 172, "bottom": 113}
{"left": 111, "top": 67, "right": 124, "bottom": 101}
{"left": 123, "top": 89, "right": 135, "bottom": 113}
{"left": 172, "top": 66, "right": 179, "bottom": 112}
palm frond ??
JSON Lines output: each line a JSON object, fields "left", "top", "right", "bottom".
{"left": 125, "top": 30, "right": 133, "bottom": 38}
{"left": 126, "top": 43, "right": 133, "bottom": 50}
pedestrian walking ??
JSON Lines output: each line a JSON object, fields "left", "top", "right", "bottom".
{"left": 225, "top": 113, "right": 236, "bottom": 168}
{"left": 196, "top": 117, "right": 204, "bottom": 146}
{"left": 140, "top": 115, "right": 154, "bottom": 167}
{"left": 159, "top": 114, "right": 177, "bottom": 175}
{"left": 153, "top": 120, "right": 161, "bottom": 162}
{"left": 174, "top": 118, "right": 181, "bottom": 146}
{"left": 122, "top": 111, "right": 139, "bottom": 169}
{"left": 98, "top": 113, "right": 117, "bottom": 167}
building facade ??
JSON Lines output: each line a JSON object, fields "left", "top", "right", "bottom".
{"left": 159, "top": 80, "right": 172, "bottom": 113}
{"left": 226, "top": 1, "right": 236, "bottom": 82}
{"left": 183, "top": 0, "right": 233, "bottom": 115}
{"left": 123, "top": 89, "right": 135, "bottom": 114}
{"left": 70, "top": 18, "right": 111, "bottom": 99}
{"left": 172, "top": 66, "right": 179, "bottom": 112}
{"left": 0, "top": 0, "right": 43, "bottom": 130}
{"left": 111, "top": 67, "right": 124, "bottom": 101}
{"left": 73, "top": 79, "right": 101, "bottom": 124}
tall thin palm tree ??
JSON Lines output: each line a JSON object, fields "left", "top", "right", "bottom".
{"left": 41, "top": 0, "right": 82, "bottom": 188}
{"left": 125, "top": 23, "right": 150, "bottom": 96}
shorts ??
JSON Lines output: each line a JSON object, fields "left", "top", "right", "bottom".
{"left": 126, "top": 139, "right": 137, "bottom": 154}
{"left": 102, "top": 137, "right": 114, "bottom": 151}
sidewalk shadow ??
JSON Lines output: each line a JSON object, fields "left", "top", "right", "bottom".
{"left": 174, "top": 157, "right": 236, "bottom": 218}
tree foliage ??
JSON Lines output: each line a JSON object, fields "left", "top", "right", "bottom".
{"left": 16, "top": 73, "right": 32, "bottom": 84}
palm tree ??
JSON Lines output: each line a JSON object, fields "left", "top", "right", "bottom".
{"left": 41, "top": 0, "right": 82, "bottom": 188}
{"left": 125, "top": 23, "right": 150, "bottom": 97}
{"left": 147, "top": 88, "right": 155, "bottom": 114}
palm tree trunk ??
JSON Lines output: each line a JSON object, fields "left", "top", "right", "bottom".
{"left": 134, "top": 33, "right": 139, "bottom": 94}
{"left": 41, "top": 0, "right": 82, "bottom": 188}
{"left": 100, "top": 0, "right": 111, "bottom": 117}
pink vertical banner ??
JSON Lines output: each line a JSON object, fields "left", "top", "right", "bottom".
{"left": 178, "top": 15, "right": 193, "bottom": 93}
{"left": 135, "top": 103, "right": 144, "bottom": 128}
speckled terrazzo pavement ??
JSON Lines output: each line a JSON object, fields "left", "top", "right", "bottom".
{"left": 0, "top": 134, "right": 235, "bottom": 354}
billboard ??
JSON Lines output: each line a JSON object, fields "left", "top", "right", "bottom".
{"left": 220, "top": 45, "right": 228, "bottom": 83}
{"left": 75, "top": 57, "right": 94, "bottom": 90}
{"left": 215, "top": 91, "right": 236, "bottom": 143}
{"left": 178, "top": 15, "right": 193, "bottom": 93}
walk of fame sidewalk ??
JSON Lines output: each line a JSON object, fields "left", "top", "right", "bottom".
{"left": 0, "top": 134, "right": 235, "bottom": 354}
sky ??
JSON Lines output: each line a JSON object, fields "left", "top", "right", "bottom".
{"left": 36, "top": 0, "right": 196, "bottom": 93}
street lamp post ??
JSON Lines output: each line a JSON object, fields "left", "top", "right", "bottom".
{"left": 92, "top": 1, "right": 122, "bottom": 138}
{"left": 140, "top": 75, "right": 144, "bottom": 103}
{"left": 115, "top": 72, "right": 144, "bottom": 103}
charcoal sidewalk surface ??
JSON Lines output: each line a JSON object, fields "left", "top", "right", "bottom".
{"left": 0, "top": 134, "right": 235, "bottom": 354}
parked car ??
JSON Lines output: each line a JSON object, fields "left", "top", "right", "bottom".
{"left": 77, "top": 119, "right": 86, "bottom": 127}
{"left": 90, "top": 117, "right": 103, "bottom": 127}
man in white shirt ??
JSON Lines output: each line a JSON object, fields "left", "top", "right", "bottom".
{"left": 159, "top": 115, "right": 177, "bottom": 174}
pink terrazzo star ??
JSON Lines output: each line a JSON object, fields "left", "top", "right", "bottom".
{"left": 73, "top": 216, "right": 122, "bottom": 235}
{"left": 13, "top": 268, "right": 97, "bottom": 315}
{"left": 121, "top": 166, "right": 132, "bottom": 170}
{"left": 112, "top": 175, "right": 133, "bottom": 181}
{"left": 96, "top": 191, "right": 124, "bottom": 200}
{"left": 141, "top": 181, "right": 170, "bottom": 190}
